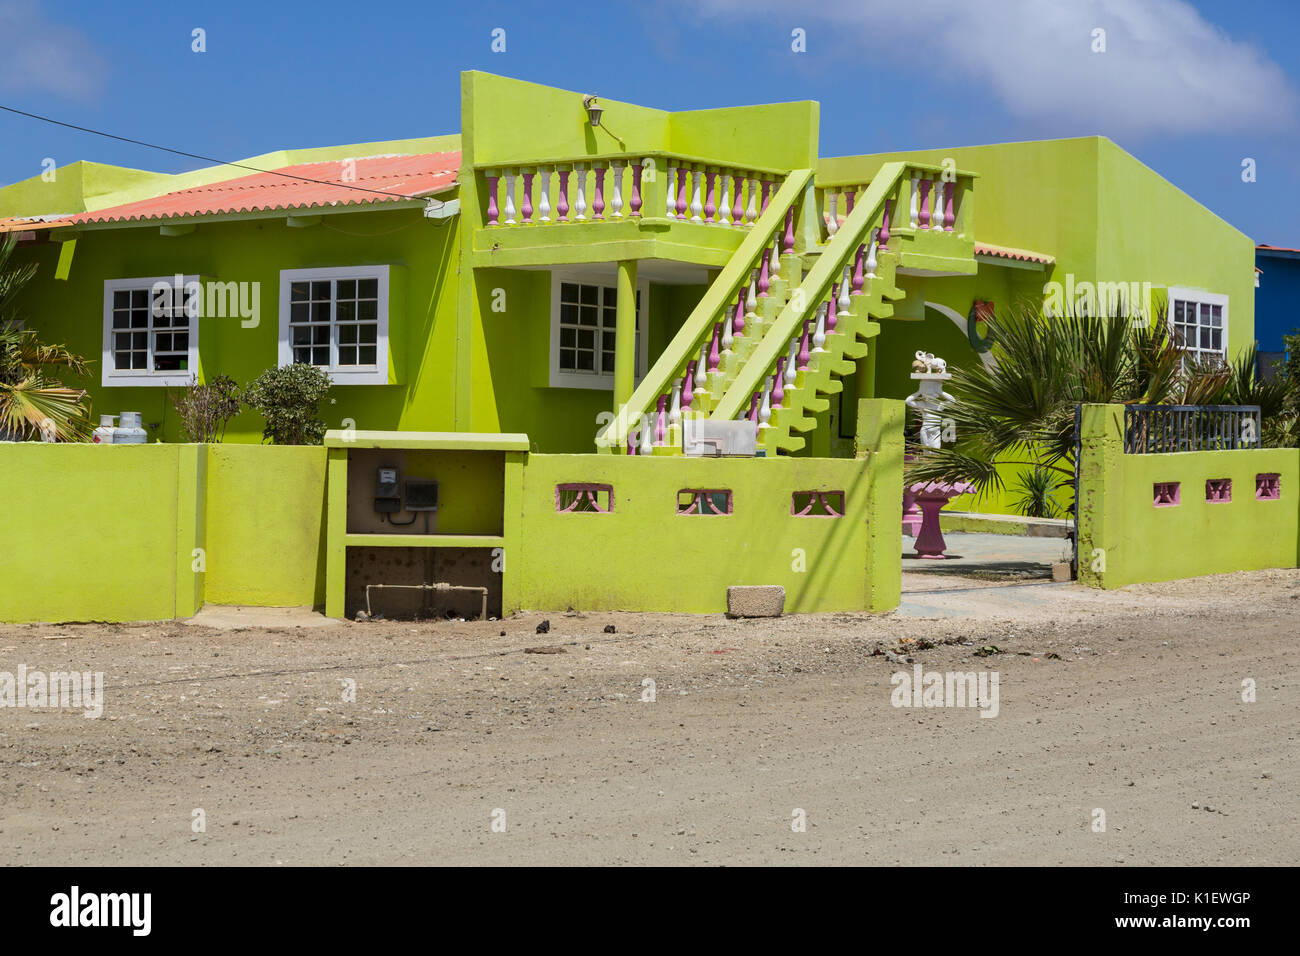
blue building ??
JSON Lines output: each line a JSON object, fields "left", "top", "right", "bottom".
{"left": 1255, "top": 244, "right": 1300, "bottom": 377}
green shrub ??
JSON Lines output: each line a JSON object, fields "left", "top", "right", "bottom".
{"left": 169, "top": 374, "right": 240, "bottom": 443}
{"left": 242, "top": 363, "right": 332, "bottom": 445}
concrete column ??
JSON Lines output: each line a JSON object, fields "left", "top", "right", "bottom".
{"left": 613, "top": 259, "right": 638, "bottom": 412}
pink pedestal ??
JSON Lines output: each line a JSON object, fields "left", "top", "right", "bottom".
{"left": 906, "top": 480, "right": 973, "bottom": 559}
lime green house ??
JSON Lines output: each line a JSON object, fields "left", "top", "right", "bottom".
{"left": 0, "top": 72, "right": 1265, "bottom": 623}
{"left": 0, "top": 71, "right": 1255, "bottom": 461}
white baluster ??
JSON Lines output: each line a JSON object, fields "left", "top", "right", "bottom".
{"left": 538, "top": 167, "right": 552, "bottom": 222}
{"left": 909, "top": 175, "right": 919, "bottom": 228}
{"left": 689, "top": 166, "right": 703, "bottom": 222}
{"left": 784, "top": 338, "right": 799, "bottom": 385}
{"left": 574, "top": 164, "right": 587, "bottom": 221}
{"left": 827, "top": 192, "right": 839, "bottom": 236}
{"left": 812, "top": 302, "right": 828, "bottom": 352}
{"left": 743, "top": 178, "right": 758, "bottom": 227}
{"left": 759, "top": 380, "right": 772, "bottom": 429}
{"left": 719, "top": 173, "right": 732, "bottom": 226}
{"left": 695, "top": 342, "right": 709, "bottom": 390}
{"left": 669, "top": 380, "right": 682, "bottom": 425}
{"left": 721, "top": 310, "right": 734, "bottom": 352}
{"left": 865, "top": 229, "right": 879, "bottom": 279}
{"left": 770, "top": 234, "right": 782, "bottom": 279}
{"left": 503, "top": 170, "right": 517, "bottom": 225}
{"left": 745, "top": 276, "right": 758, "bottom": 320}
{"left": 666, "top": 166, "right": 677, "bottom": 217}
{"left": 610, "top": 161, "right": 624, "bottom": 218}
{"left": 639, "top": 416, "right": 653, "bottom": 455}
{"left": 838, "top": 265, "right": 852, "bottom": 316}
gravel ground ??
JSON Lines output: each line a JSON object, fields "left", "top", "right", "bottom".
{"left": 1, "top": 568, "right": 1296, "bottom": 865}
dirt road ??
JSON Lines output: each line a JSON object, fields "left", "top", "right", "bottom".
{"left": 1, "top": 569, "right": 1296, "bottom": 865}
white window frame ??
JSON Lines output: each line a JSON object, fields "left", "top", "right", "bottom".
{"left": 548, "top": 270, "right": 650, "bottom": 390}
{"left": 278, "top": 265, "right": 391, "bottom": 385}
{"left": 1167, "top": 287, "right": 1229, "bottom": 366}
{"left": 101, "top": 275, "right": 201, "bottom": 387}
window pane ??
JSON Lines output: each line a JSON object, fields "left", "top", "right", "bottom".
{"left": 357, "top": 300, "right": 377, "bottom": 322}
{"left": 358, "top": 345, "right": 377, "bottom": 365}
{"left": 358, "top": 324, "right": 377, "bottom": 344}
{"left": 579, "top": 305, "right": 598, "bottom": 327}
{"left": 603, "top": 286, "right": 617, "bottom": 307}
{"left": 291, "top": 282, "right": 310, "bottom": 301}
{"left": 336, "top": 279, "right": 356, "bottom": 299}
{"left": 311, "top": 281, "right": 330, "bottom": 300}
{"left": 576, "top": 350, "right": 594, "bottom": 371}
{"left": 291, "top": 302, "right": 309, "bottom": 323}
{"left": 561, "top": 282, "right": 579, "bottom": 303}
{"left": 312, "top": 302, "right": 331, "bottom": 323}
{"left": 337, "top": 300, "right": 355, "bottom": 322}
{"left": 579, "top": 284, "right": 598, "bottom": 306}
{"left": 339, "top": 325, "right": 358, "bottom": 344}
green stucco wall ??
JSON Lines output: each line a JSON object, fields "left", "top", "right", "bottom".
{"left": 1078, "top": 404, "right": 1299, "bottom": 588}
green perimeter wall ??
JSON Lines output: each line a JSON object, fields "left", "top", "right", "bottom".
{"left": 0, "top": 443, "right": 327, "bottom": 623}
{"left": 1078, "top": 404, "right": 1300, "bottom": 588}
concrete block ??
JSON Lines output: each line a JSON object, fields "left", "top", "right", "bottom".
{"left": 1051, "top": 562, "right": 1073, "bottom": 583}
{"left": 727, "top": 585, "right": 785, "bottom": 618}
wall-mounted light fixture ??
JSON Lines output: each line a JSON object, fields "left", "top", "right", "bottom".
{"left": 582, "top": 94, "right": 604, "bottom": 128}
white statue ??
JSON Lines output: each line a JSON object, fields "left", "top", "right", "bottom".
{"left": 905, "top": 352, "right": 953, "bottom": 449}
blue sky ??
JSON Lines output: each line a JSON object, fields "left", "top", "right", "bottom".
{"left": 2, "top": 0, "right": 1298, "bottom": 243}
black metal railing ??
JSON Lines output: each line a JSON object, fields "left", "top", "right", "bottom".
{"left": 1122, "top": 404, "right": 1262, "bottom": 454}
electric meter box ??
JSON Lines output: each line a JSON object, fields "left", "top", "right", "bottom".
{"left": 375, "top": 466, "right": 401, "bottom": 514}
{"left": 404, "top": 478, "right": 439, "bottom": 511}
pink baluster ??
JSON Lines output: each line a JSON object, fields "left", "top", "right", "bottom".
{"left": 845, "top": 189, "right": 855, "bottom": 216}
{"left": 918, "top": 179, "right": 931, "bottom": 229}
{"left": 798, "top": 320, "right": 811, "bottom": 369}
{"left": 733, "top": 295, "right": 745, "bottom": 338}
{"left": 851, "top": 244, "right": 866, "bottom": 293}
{"left": 943, "top": 181, "right": 955, "bottom": 231}
{"left": 708, "top": 323, "right": 721, "bottom": 371}
{"left": 630, "top": 163, "right": 643, "bottom": 217}
{"left": 880, "top": 199, "right": 892, "bottom": 246}
{"left": 731, "top": 174, "right": 744, "bottom": 224}
{"left": 758, "top": 248, "right": 771, "bottom": 296}
{"left": 655, "top": 395, "right": 667, "bottom": 445}
{"left": 748, "top": 392, "right": 760, "bottom": 424}
{"left": 827, "top": 284, "right": 839, "bottom": 333}
{"left": 783, "top": 207, "right": 795, "bottom": 254}
{"left": 485, "top": 174, "right": 499, "bottom": 226}
{"left": 676, "top": 169, "right": 689, "bottom": 219}
{"left": 703, "top": 169, "right": 717, "bottom": 222}
{"left": 627, "top": 428, "right": 636, "bottom": 455}
{"left": 773, "top": 358, "right": 786, "bottom": 406}
{"left": 592, "top": 167, "right": 606, "bottom": 220}
{"left": 557, "top": 170, "right": 570, "bottom": 221}
{"left": 520, "top": 171, "right": 534, "bottom": 223}
{"left": 683, "top": 361, "right": 696, "bottom": 407}
{"left": 760, "top": 179, "right": 773, "bottom": 215}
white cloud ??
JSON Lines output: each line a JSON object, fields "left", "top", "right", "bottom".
{"left": 0, "top": 0, "right": 107, "bottom": 101}
{"left": 696, "top": 0, "right": 1296, "bottom": 136}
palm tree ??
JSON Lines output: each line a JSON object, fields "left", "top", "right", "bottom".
{"left": 0, "top": 234, "right": 93, "bottom": 441}
{"left": 905, "top": 302, "right": 1187, "bottom": 501}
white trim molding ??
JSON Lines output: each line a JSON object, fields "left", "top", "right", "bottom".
{"left": 102, "top": 275, "right": 201, "bottom": 387}
{"left": 548, "top": 269, "right": 650, "bottom": 390}
{"left": 278, "top": 265, "right": 391, "bottom": 386}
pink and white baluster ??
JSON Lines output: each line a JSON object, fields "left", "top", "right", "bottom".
{"left": 772, "top": 358, "right": 786, "bottom": 408}
{"left": 718, "top": 171, "right": 732, "bottom": 226}
{"left": 826, "top": 191, "right": 839, "bottom": 237}
{"left": 502, "top": 169, "right": 517, "bottom": 225}
{"left": 880, "top": 198, "right": 892, "bottom": 248}
{"left": 609, "top": 161, "right": 624, "bottom": 219}
{"left": 485, "top": 173, "right": 500, "bottom": 226}
{"left": 759, "top": 379, "right": 772, "bottom": 430}
{"left": 784, "top": 338, "right": 799, "bottom": 390}
{"left": 703, "top": 168, "right": 717, "bottom": 224}
{"left": 745, "top": 276, "right": 758, "bottom": 324}
{"left": 798, "top": 320, "right": 812, "bottom": 369}
{"left": 865, "top": 228, "right": 879, "bottom": 279}
{"left": 733, "top": 291, "right": 746, "bottom": 340}
{"left": 943, "top": 180, "right": 955, "bottom": 231}
{"left": 573, "top": 164, "right": 587, "bottom": 221}
{"left": 743, "top": 176, "right": 758, "bottom": 227}
{"left": 838, "top": 265, "right": 852, "bottom": 317}
{"left": 682, "top": 361, "right": 696, "bottom": 410}
{"left": 721, "top": 307, "right": 735, "bottom": 353}
{"left": 668, "top": 381, "right": 682, "bottom": 428}
{"left": 639, "top": 412, "right": 653, "bottom": 455}
{"left": 732, "top": 173, "right": 745, "bottom": 227}
{"left": 689, "top": 166, "right": 703, "bottom": 222}
{"left": 666, "top": 165, "right": 678, "bottom": 217}
{"left": 758, "top": 248, "right": 771, "bottom": 297}
{"left": 783, "top": 207, "right": 796, "bottom": 255}
{"left": 759, "top": 179, "right": 773, "bottom": 216}
{"left": 675, "top": 164, "right": 689, "bottom": 219}
{"left": 592, "top": 165, "right": 606, "bottom": 220}
{"left": 827, "top": 283, "right": 840, "bottom": 335}
{"left": 909, "top": 174, "right": 919, "bottom": 229}
{"left": 520, "top": 169, "right": 534, "bottom": 224}
{"left": 557, "top": 168, "right": 570, "bottom": 222}
{"left": 747, "top": 393, "right": 761, "bottom": 433}
{"left": 770, "top": 233, "right": 782, "bottom": 282}
{"left": 851, "top": 243, "right": 866, "bottom": 294}
{"left": 707, "top": 323, "right": 722, "bottom": 377}
{"left": 655, "top": 396, "right": 667, "bottom": 446}
{"left": 918, "top": 178, "right": 931, "bottom": 230}
{"left": 630, "top": 161, "right": 643, "bottom": 217}
{"left": 695, "top": 342, "right": 710, "bottom": 396}
{"left": 812, "top": 302, "right": 828, "bottom": 353}
{"left": 537, "top": 167, "right": 552, "bottom": 222}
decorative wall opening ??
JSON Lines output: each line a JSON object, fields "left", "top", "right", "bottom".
{"left": 677, "top": 489, "right": 733, "bottom": 515}
{"left": 555, "top": 483, "right": 613, "bottom": 513}
{"left": 1205, "top": 478, "right": 1232, "bottom": 503}
{"left": 791, "top": 490, "right": 845, "bottom": 517}
{"left": 1256, "top": 473, "right": 1281, "bottom": 501}
{"left": 1153, "top": 482, "right": 1180, "bottom": 507}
